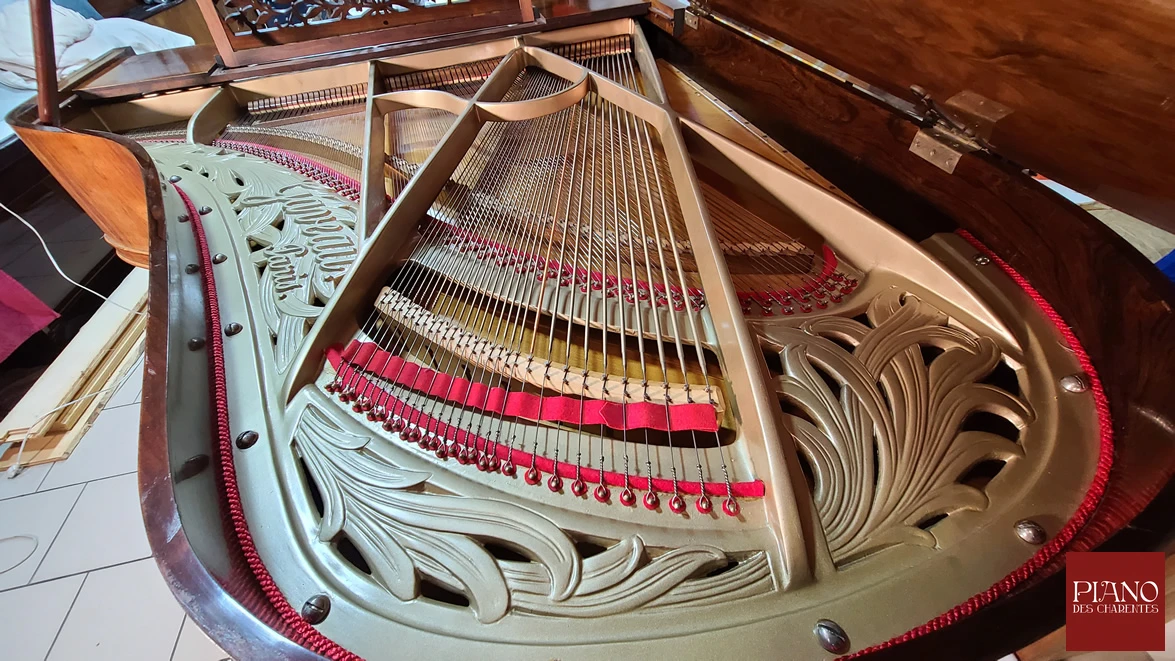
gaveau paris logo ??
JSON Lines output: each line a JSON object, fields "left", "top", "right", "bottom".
{"left": 1066, "top": 552, "right": 1165, "bottom": 651}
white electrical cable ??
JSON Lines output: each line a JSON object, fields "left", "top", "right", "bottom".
{"left": 1, "top": 200, "right": 148, "bottom": 476}
{"left": 0, "top": 200, "right": 146, "bottom": 317}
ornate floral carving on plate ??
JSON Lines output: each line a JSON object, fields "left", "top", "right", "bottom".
{"left": 148, "top": 142, "right": 359, "bottom": 372}
{"left": 762, "top": 289, "right": 1032, "bottom": 564}
{"left": 293, "top": 405, "right": 773, "bottom": 623}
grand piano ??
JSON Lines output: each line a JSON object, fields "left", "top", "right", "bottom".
{"left": 8, "top": 0, "right": 1175, "bottom": 658}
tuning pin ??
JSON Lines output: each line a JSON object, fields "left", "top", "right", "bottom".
{"left": 643, "top": 491, "right": 660, "bottom": 510}
{"left": 696, "top": 495, "right": 714, "bottom": 514}
{"left": 547, "top": 474, "right": 563, "bottom": 492}
{"left": 360, "top": 398, "right": 373, "bottom": 412}
{"left": 668, "top": 494, "right": 687, "bottom": 514}
{"left": 487, "top": 456, "right": 501, "bottom": 473}
{"left": 524, "top": 466, "right": 541, "bottom": 484}
{"left": 593, "top": 484, "right": 610, "bottom": 503}
{"left": 476, "top": 455, "right": 489, "bottom": 471}
{"left": 722, "top": 498, "right": 741, "bottom": 517}
{"left": 426, "top": 436, "right": 440, "bottom": 451}
{"left": 619, "top": 488, "right": 636, "bottom": 507}
{"left": 390, "top": 418, "right": 405, "bottom": 433}
{"left": 406, "top": 428, "right": 422, "bottom": 443}
{"left": 572, "top": 479, "right": 588, "bottom": 497}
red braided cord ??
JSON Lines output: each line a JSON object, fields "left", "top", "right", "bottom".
{"left": 175, "top": 184, "right": 364, "bottom": 661}
{"left": 842, "top": 230, "right": 1114, "bottom": 659}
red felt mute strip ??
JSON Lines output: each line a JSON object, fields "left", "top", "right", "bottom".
{"left": 338, "top": 341, "right": 720, "bottom": 433}
{"left": 328, "top": 346, "right": 764, "bottom": 498}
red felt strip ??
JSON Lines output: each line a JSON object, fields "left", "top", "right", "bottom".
{"left": 338, "top": 341, "right": 719, "bottom": 433}
{"left": 329, "top": 346, "right": 765, "bottom": 498}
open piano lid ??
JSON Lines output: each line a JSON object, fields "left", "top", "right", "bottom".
{"left": 699, "top": 0, "right": 1175, "bottom": 230}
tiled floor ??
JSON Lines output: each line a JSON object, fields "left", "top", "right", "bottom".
{"left": 0, "top": 356, "right": 230, "bottom": 661}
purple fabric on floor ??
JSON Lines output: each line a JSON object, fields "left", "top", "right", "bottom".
{"left": 0, "top": 269, "right": 58, "bottom": 363}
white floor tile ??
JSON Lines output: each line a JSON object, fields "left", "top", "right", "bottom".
{"left": 0, "top": 485, "right": 82, "bottom": 591}
{"left": 172, "top": 616, "right": 231, "bottom": 661}
{"left": 33, "top": 473, "right": 150, "bottom": 582}
{"left": 0, "top": 574, "right": 85, "bottom": 661}
{"left": 0, "top": 462, "right": 51, "bottom": 501}
{"left": 47, "top": 558, "right": 185, "bottom": 661}
{"left": 38, "top": 404, "right": 140, "bottom": 491}
{"left": 104, "top": 357, "right": 145, "bottom": 409}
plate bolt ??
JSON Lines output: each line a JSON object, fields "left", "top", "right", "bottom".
{"left": 187, "top": 337, "right": 205, "bottom": 351}
{"left": 212, "top": 253, "right": 228, "bottom": 264}
{"left": 1060, "top": 373, "right": 1088, "bottom": 393}
{"left": 974, "top": 255, "right": 991, "bottom": 266}
{"left": 235, "top": 430, "right": 259, "bottom": 449}
{"left": 301, "top": 594, "right": 331, "bottom": 624}
{"left": 225, "top": 322, "right": 243, "bottom": 336}
{"left": 199, "top": 205, "right": 213, "bottom": 215}
{"left": 814, "top": 619, "right": 850, "bottom": 654}
{"left": 1015, "top": 519, "right": 1046, "bottom": 545}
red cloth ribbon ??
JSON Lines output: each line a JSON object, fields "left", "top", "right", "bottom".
{"left": 337, "top": 341, "right": 719, "bottom": 433}
{"left": 0, "top": 270, "right": 59, "bottom": 363}
{"left": 327, "top": 347, "right": 764, "bottom": 498}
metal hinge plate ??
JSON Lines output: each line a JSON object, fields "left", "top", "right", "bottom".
{"left": 909, "top": 127, "right": 977, "bottom": 174}
{"left": 908, "top": 88, "right": 1012, "bottom": 173}
{"left": 649, "top": 0, "right": 692, "bottom": 37}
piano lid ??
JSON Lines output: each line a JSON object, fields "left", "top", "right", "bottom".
{"left": 699, "top": 0, "right": 1175, "bottom": 230}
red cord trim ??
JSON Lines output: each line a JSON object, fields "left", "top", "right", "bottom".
{"left": 842, "top": 230, "right": 1114, "bottom": 659}
{"left": 175, "top": 184, "right": 364, "bottom": 661}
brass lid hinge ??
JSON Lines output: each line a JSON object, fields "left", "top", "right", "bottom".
{"left": 908, "top": 86, "right": 1012, "bottom": 174}
{"left": 650, "top": 0, "right": 696, "bottom": 37}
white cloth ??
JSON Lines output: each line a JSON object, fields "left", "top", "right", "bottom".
{"left": 0, "top": 3, "right": 194, "bottom": 89}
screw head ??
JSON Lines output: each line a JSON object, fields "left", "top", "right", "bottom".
{"left": 1060, "top": 373, "right": 1088, "bottom": 393}
{"left": 1015, "top": 519, "right": 1046, "bottom": 545}
{"left": 184, "top": 263, "right": 199, "bottom": 274}
{"left": 198, "top": 205, "right": 213, "bottom": 215}
{"left": 212, "top": 253, "right": 228, "bottom": 264}
{"left": 175, "top": 454, "right": 210, "bottom": 483}
{"left": 301, "top": 594, "right": 331, "bottom": 624}
{"left": 187, "top": 337, "right": 205, "bottom": 351}
{"left": 814, "top": 619, "right": 850, "bottom": 654}
{"left": 168, "top": 175, "right": 182, "bottom": 183}
{"left": 224, "top": 322, "right": 243, "bottom": 336}
{"left": 178, "top": 214, "right": 189, "bottom": 223}
{"left": 974, "top": 255, "right": 992, "bottom": 266}
{"left": 235, "top": 430, "right": 259, "bottom": 449}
